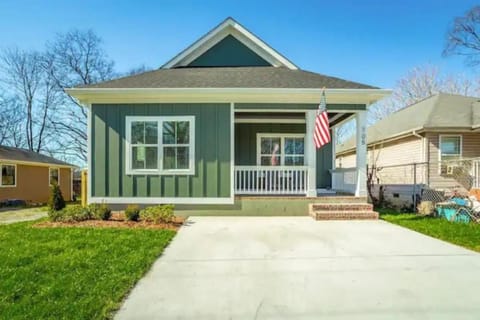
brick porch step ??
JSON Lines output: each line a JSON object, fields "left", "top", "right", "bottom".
{"left": 309, "top": 202, "right": 378, "bottom": 220}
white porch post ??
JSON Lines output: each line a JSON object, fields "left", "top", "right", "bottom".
{"left": 305, "top": 110, "right": 317, "bottom": 197}
{"left": 331, "top": 126, "right": 337, "bottom": 189}
{"left": 355, "top": 110, "right": 367, "bottom": 197}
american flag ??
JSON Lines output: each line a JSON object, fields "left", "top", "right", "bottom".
{"left": 313, "top": 90, "right": 331, "bottom": 149}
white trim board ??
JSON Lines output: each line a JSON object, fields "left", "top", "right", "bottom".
{"left": 88, "top": 197, "right": 234, "bottom": 205}
{"left": 162, "top": 17, "right": 298, "bottom": 69}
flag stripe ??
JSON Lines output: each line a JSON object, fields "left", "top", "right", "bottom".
{"left": 313, "top": 90, "right": 331, "bottom": 149}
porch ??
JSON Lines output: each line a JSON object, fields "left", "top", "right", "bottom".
{"left": 232, "top": 107, "right": 368, "bottom": 197}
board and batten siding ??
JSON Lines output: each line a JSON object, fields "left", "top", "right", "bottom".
{"left": 427, "top": 132, "right": 480, "bottom": 189}
{"left": 90, "top": 104, "right": 232, "bottom": 201}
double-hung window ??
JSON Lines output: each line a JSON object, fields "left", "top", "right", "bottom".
{"left": 0, "top": 164, "right": 16, "bottom": 187}
{"left": 49, "top": 168, "right": 60, "bottom": 185}
{"left": 257, "top": 134, "right": 305, "bottom": 166}
{"left": 439, "top": 135, "right": 462, "bottom": 175}
{"left": 126, "top": 116, "right": 195, "bottom": 175}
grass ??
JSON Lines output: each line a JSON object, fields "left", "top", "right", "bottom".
{"left": 0, "top": 222, "right": 176, "bottom": 319}
{"left": 380, "top": 209, "right": 480, "bottom": 252}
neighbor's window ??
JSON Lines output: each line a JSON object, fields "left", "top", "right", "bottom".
{"left": 1, "top": 164, "right": 16, "bottom": 187}
{"left": 440, "top": 135, "right": 462, "bottom": 161}
{"left": 49, "top": 168, "right": 59, "bottom": 185}
{"left": 126, "top": 116, "right": 195, "bottom": 175}
{"left": 257, "top": 134, "right": 305, "bottom": 166}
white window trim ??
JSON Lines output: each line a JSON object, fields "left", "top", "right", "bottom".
{"left": 49, "top": 167, "right": 60, "bottom": 186}
{"left": 0, "top": 163, "right": 17, "bottom": 188}
{"left": 438, "top": 134, "right": 463, "bottom": 161}
{"left": 126, "top": 116, "right": 195, "bottom": 175}
{"left": 256, "top": 133, "right": 306, "bottom": 166}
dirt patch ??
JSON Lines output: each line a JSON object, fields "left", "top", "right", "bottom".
{"left": 34, "top": 214, "right": 185, "bottom": 231}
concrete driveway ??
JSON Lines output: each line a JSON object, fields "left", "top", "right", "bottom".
{"left": 116, "top": 217, "right": 480, "bottom": 320}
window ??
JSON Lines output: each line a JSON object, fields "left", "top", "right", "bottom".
{"left": 439, "top": 135, "right": 462, "bottom": 161}
{"left": 126, "top": 116, "right": 195, "bottom": 175}
{"left": 49, "top": 168, "right": 60, "bottom": 185}
{"left": 257, "top": 134, "right": 305, "bottom": 166}
{"left": 1, "top": 164, "right": 16, "bottom": 187}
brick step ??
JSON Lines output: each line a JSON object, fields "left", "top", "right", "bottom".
{"left": 310, "top": 203, "right": 373, "bottom": 212}
{"left": 311, "top": 211, "right": 379, "bottom": 220}
{"left": 311, "top": 196, "right": 368, "bottom": 204}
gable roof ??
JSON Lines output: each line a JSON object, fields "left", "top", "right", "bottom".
{"left": 0, "top": 145, "right": 75, "bottom": 167}
{"left": 337, "top": 93, "right": 480, "bottom": 154}
{"left": 77, "top": 66, "right": 378, "bottom": 89}
{"left": 162, "top": 17, "right": 298, "bottom": 69}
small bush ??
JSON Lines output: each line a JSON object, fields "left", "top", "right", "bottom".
{"left": 125, "top": 204, "right": 140, "bottom": 221}
{"left": 140, "top": 205, "right": 175, "bottom": 224}
{"left": 48, "top": 184, "right": 65, "bottom": 212}
{"left": 89, "top": 203, "right": 112, "bottom": 220}
{"left": 48, "top": 205, "right": 91, "bottom": 222}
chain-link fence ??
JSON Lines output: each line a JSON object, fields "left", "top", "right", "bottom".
{"left": 367, "top": 162, "right": 429, "bottom": 211}
{"left": 367, "top": 158, "right": 480, "bottom": 211}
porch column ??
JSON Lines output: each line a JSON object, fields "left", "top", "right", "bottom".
{"left": 305, "top": 110, "right": 317, "bottom": 197}
{"left": 331, "top": 126, "right": 337, "bottom": 189}
{"left": 355, "top": 110, "right": 367, "bottom": 197}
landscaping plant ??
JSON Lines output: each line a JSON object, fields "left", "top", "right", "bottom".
{"left": 48, "top": 183, "right": 66, "bottom": 212}
{"left": 48, "top": 205, "right": 91, "bottom": 222}
{"left": 140, "top": 205, "right": 175, "bottom": 223}
{"left": 125, "top": 204, "right": 140, "bottom": 221}
{"left": 89, "top": 203, "right": 112, "bottom": 220}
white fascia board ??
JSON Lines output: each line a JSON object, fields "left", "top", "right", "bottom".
{"left": 66, "top": 88, "right": 392, "bottom": 105}
{"left": 162, "top": 18, "right": 298, "bottom": 69}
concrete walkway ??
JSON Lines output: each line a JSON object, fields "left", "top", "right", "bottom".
{"left": 116, "top": 217, "right": 480, "bottom": 320}
{"left": 0, "top": 207, "right": 47, "bottom": 224}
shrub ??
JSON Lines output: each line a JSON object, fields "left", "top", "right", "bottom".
{"left": 48, "top": 184, "right": 65, "bottom": 212}
{"left": 48, "top": 205, "right": 91, "bottom": 222}
{"left": 140, "top": 205, "right": 175, "bottom": 224}
{"left": 125, "top": 204, "right": 140, "bottom": 221}
{"left": 89, "top": 203, "right": 112, "bottom": 220}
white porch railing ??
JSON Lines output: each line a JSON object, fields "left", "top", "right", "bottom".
{"left": 331, "top": 168, "right": 357, "bottom": 194}
{"left": 234, "top": 166, "right": 308, "bottom": 195}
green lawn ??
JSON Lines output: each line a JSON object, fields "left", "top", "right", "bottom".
{"left": 380, "top": 210, "right": 480, "bottom": 252}
{"left": 0, "top": 222, "right": 176, "bottom": 320}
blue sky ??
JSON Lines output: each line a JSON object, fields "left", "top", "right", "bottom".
{"left": 0, "top": 0, "right": 478, "bottom": 88}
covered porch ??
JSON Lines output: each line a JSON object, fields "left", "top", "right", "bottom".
{"left": 233, "top": 106, "right": 368, "bottom": 197}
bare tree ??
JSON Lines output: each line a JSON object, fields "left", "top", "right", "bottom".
{"left": 0, "top": 48, "right": 58, "bottom": 152}
{"left": 45, "top": 29, "right": 115, "bottom": 163}
{"left": 0, "top": 94, "right": 24, "bottom": 147}
{"left": 369, "top": 64, "right": 479, "bottom": 123}
{"left": 336, "top": 64, "right": 480, "bottom": 144}
{"left": 444, "top": 6, "right": 480, "bottom": 66}
{"left": 124, "top": 64, "right": 152, "bottom": 76}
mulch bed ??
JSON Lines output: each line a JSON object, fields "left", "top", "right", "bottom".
{"left": 34, "top": 212, "right": 185, "bottom": 231}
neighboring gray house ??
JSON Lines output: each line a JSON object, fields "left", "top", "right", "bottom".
{"left": 335, "top": 93, "right": 480, "bottom": 206}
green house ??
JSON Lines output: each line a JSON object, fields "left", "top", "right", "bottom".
{"left": 67, "top": 17, "right": 389, "bottom": 208}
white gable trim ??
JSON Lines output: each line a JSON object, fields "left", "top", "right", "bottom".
{"left": 162, "top": 17, "right": 298, "bottom": 70}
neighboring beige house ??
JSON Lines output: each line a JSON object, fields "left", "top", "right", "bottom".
{"left": 0, "top": 146, "right": 76, "bottom": 204}
{"left": 335, "top": 93, "right": 480, "bottom": 207}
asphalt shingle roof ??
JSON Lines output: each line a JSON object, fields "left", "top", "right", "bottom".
{"left": 0, "top": 146, "right": 75, "bottom": 167}
{"left": 79, "top": 66, "right": 378, "bottom": 89}
{"left": 337, "top": 93, "right": 480, "bottom": 154}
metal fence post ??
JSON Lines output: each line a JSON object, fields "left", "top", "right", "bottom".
{"left": 413, "top": 163, "right": 417, "bottom": 212}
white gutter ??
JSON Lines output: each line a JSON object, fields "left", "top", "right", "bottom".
{"left": 65, "top": 87, "right": 392, "bottom": 105}
{"left": 412, "top": 130, "right": 426, "bottom": 162}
